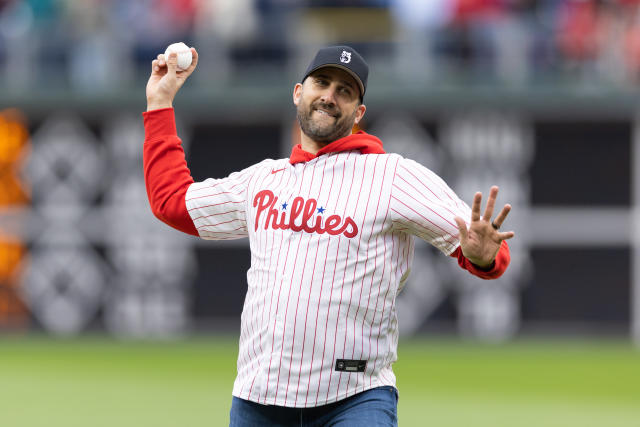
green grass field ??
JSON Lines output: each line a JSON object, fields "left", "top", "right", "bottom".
{"left": 1, "top": 336, "right": 639, "bottom": 427}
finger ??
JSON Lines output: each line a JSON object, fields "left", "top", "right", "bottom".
{"left": 185, "top": 47, "right": 198, "bottom": 73}
{"left": 191, "top": 47, "right": 198, "bottom": 66}
{"left": 166, "top": 52, "right": 178, "bottom": 77}
{"left": 471, "top": 192, "right": 482, "bottom": 222}
{"left": 177, "top": 48, "right": 199, "bottom": 79}
{"left": 173, "top": 49, "right": 197, "bottom": 82}
{"left": 498, "top": 230, "right": 515, "bottom": 240}
{"left": 151, "top": 59, "right": 167, "bottom": 76}
{"left": 454, "top": 216, "right": 468, "bottom": 242}
{"left": 492, "top": 204, "right": 511, "bottom": 229}
{"left": 157, "top": 53, "right": 166, "bottom": 66}
{"left": 482, "top": 186, "right": 499, "bottom": 222}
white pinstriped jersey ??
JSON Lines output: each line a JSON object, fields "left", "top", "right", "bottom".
{"left": 185, "top": 151, "right": 472, "bottom": 408}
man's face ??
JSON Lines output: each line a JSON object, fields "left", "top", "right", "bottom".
{"left": 294, "top": 68, "right": 366, "bottom": 144}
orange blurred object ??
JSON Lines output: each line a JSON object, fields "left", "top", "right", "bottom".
{"left": 0, "top": 108, "right": 30, "bottom": 330}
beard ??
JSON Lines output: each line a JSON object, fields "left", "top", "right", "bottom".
{"left": 297, "top": 100, "right": 357, "bottom": 144}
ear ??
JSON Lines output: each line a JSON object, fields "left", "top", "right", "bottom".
{"left": 354, "top": 104, "right": 366, "bottom": 124}
{"left": 293, "top": 83, "right": 303, "bottom": 106}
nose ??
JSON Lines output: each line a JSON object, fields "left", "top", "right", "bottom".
{"left": 319, "top": 86, "right": 337, "bottom": 105}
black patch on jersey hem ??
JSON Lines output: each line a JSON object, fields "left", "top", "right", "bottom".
{"left": 335, "top": 359, "right": 367, "bottom": 372}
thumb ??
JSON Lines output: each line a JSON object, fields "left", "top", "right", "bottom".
{"left": 454, "top": 217, "right": 468, "bottom": 242}
{"left": 166, "top": 52, "right": 178, "bottom": 77}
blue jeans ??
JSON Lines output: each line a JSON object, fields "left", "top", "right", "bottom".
{"left": 229, "top": 386, "right": 398, "bottom": 426}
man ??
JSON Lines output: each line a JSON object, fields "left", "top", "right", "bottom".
{"left": 144, "top": 45, "right": 513, "bottom": 426}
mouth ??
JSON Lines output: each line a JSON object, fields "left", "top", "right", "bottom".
{"left": 313, "top": 108, "right": 338, "bottom": 119}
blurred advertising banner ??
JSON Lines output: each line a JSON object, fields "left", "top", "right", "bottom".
{"left": 0, "top": 100, "right": 635, "bottom": 342}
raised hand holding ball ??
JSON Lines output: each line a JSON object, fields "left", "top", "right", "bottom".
{"left": 147, "top": 45, "right": 198, "bottom": 111}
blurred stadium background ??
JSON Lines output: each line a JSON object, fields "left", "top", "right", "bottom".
{"left": 1, "top": 0, "right": 640, "bottom": 426}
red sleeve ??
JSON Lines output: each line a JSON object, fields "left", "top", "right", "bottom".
{"left": 450, "top": 240, "right": 510, "bottom": 280}
{"left": 143, "top": 108, "right": 198, "bottom": 236}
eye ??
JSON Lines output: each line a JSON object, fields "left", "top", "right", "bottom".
{"left": 338, "top": 86, "right": 354, "bottom": 98}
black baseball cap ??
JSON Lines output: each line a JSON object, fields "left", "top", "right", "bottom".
{"left": 301, "top": 46, "right": 369, "bottom": 99}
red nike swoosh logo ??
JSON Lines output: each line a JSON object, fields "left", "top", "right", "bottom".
{"left": 271, "top": 168, "right": 285, "bottom": 174}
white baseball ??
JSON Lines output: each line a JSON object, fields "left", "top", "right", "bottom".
{"left": 164, "top": 42, "right": 192, "bottom": 71}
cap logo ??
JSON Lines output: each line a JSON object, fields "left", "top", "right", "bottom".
{"left": 340, "top": 50, "right": 351, "bottom": 64}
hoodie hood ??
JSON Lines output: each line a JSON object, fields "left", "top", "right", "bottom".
{"left": 289, "top": 131, "right": 385, "bottom": 164}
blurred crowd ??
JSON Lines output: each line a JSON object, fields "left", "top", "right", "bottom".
{"left": 393, "top": 0, "right": 640, "bottom": 85}
{"left": 3, "top": 0, "right": 640, "bottom": 91}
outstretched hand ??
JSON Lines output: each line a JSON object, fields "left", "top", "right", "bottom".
{"left": 146, "top": 47, "right": 199, "bottom": 111}
{"left": 454, "top": 186, "right": 514, "bottom": 268}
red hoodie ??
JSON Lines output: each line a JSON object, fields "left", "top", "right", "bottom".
{"left": 143, "top": 108, "right": 509, "bottom": 280}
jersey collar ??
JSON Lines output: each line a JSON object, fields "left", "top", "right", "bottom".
{"left": 289, "top": 131, "right": 385, "bottom": 165}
